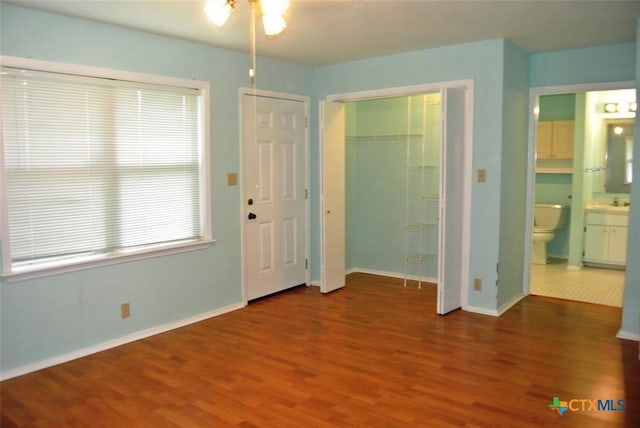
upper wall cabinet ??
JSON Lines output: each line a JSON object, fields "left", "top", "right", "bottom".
{"left": 536, "top": 120, "right": 574, "bottom": 159}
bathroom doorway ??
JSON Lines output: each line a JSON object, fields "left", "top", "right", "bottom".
{"left": 525, "top": 85, "right": 635, "bottom": 307}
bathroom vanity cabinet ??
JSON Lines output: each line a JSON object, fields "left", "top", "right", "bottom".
{"left": 536, "top": 120, "right": 574, "bottom": 159}
{"left": 583, "top": 212, "right": 628, "bottom": 267}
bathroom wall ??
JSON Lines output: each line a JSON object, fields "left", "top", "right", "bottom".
{"left": 535, "top": 94, "right": 575, "bottom": 258}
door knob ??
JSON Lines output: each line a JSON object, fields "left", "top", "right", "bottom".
{"left": 248, "top": 212, "right": 257, "bottom": 220}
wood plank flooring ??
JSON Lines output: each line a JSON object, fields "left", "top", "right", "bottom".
{"left": 1, "top": 273, "right": 639, "bottom": 427}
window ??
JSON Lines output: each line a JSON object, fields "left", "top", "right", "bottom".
{"left": 1, "top": 59, "right": 211, "bottom": 280}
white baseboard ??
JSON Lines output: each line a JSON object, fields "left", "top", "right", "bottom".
{"left": 459, "top": 295, "right": 524, "bottom": 318}
{"left": 347, "top": 267, "right": 437, "bottom": 284}
{"left": 0, "top": 301, "right": 245, "bottom": 381}
{"left": 547, "top": 253, "right": 568, "bottom": 260}
{"left": 463, "top": 304, "right": 499, "bottom": 317}
{"left": 616, "top": 329, "right": 640, "bottom": 342}
{"left": 566, "top": 264, "right": 583, "bottom": 271}
{"left": 497, "top": 294, "right": 525, "bottom": 316}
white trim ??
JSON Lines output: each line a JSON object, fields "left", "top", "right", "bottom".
{"left": 462, "top": 304, "right": 499, "bottom": 317}
{"left": 238, "top": 88, "right": 311, "bottom": 305}
{"left": 0, "top": 301, "right": 245, "bottom": 381}
{"left": 324, "top": 79, "right": 473, "bottom": 314}
{"left": 0, "top": 55, "right": 208, "bottom": 91}
{"left": 326, "top": 80, "right": 474, "bottom": 103}
{"left": 1, "top": 240, "right": 215, "bottom": 283}
{"left": 347, "top": 267, "right": 437, "bottom": 284}
{"left": 240, "top": 87, "right": 309, "bottom": 104}
{"left": 460, "top": 82, "right": 474, "bottom": 313}
{"left": 497, "top": 294, "right": 525, "bottom": 316}
{"left": 530, "top": 81, "right": 636, "bottom": 95}
{"left": 616, "top": 330, "right": 640, "bottom": 342}
{"left": 522, "top": 80, "right": 635, "bottom": 297}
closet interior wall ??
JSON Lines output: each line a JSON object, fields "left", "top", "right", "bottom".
{"left": 345, "top": 93, "right": 442, "bottom": 283}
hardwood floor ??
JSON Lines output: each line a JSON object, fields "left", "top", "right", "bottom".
{"left": 1, "top": 273, "right": 639, "bottom": 427}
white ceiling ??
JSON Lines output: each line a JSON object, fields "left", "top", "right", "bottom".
{"left": 5, "top": 0, "right": 640, "bottom": 65}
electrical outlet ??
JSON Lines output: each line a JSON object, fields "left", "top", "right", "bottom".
{"left": 121, "top": 302, "right": 130, "bottom": 319}
{"left": 473, "top": 278, "right": 482, "bottom": 291}
{"left": 227, "top": 173, "right": 238, "bottom": 186}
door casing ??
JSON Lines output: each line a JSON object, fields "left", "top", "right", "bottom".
{"left": 322, "top": 80, "right": 473, "bottom": 312}
{"left": 523, "top": 81, "right": 634, "bottom": 296}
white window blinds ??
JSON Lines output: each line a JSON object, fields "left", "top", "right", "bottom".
{"left": 1, "top": 66, "right": 207, "bottom": 276}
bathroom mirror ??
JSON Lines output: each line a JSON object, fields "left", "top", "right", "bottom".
{"left": 605, "top": 121, "right": 634, "bottom": 194}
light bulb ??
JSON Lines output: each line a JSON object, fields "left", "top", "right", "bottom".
{"left": 617, "top": 103, "right": 630, "bottom": 113}
{"left": 205, "top": 0, "right": 235, "bottom": 28}
{"left": 260, "top": 0, "right": 289, "bottom": 16}
{"left": 262, "top": 14, "right": 286, "bottom": 36}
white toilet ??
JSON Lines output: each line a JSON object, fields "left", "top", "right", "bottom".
{"left": 532, "top": 204, "right": 569, "bottom": 265}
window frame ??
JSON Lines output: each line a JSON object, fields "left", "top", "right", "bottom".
{"left": 0, "top": 56, "right": 213, "bottom": 282}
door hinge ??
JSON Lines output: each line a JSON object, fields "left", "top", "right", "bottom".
{"left": 305, "top": 258, "right": 308, "bottom": 269}
{"left": 305, "top": 188, "right": 308, "bottom": 199}
{"left": 305, "top": 117, "right": 308, "bottom": 128}
{"left": 496, "top": 263, "right": 499, "bottom": 274}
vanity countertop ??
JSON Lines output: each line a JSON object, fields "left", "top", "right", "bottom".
{"left": 585, "top": 203, "right": 630, "bottom": 215}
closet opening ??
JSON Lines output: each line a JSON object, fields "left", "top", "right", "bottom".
{"left": 321, "top": 81, "right": 472, "bottom": 314}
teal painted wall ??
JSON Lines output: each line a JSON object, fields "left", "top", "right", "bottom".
{"left": 539, "top": 94, "right": 576, "bottom": 121}
{"left": 530, "top": 43, "right": 636, "bottom": 87}
{"left": 568, "top": 94, "right": 587, "bottom": 267}
{"left": 312, "top": 40, "right": 506, "bottom": 311}
{"left": 0, "top": 4, "right": 313, "bottom": 373}
{"left": 620, "top": 19, "right": 640, "bottom": 339}
{"left": 535, "top": 94, "right": 576, "bottom": 258}
{"left": 345, "top": 98, "right": 408, "bottom": 275}
{"left": 497, "top": 40, "right": 530, "bottom": 308}
{"left": 345, "top": 95, "right": 441, "bottom": 279}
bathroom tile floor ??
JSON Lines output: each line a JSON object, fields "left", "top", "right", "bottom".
{"left": 529, "top": 259, "right": 624, "bottom": 307}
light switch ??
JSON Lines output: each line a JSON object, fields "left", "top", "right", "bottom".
{"left": 477, "top": 169, "right": 486, "bottom": 183}
{"left": 227, "top": 173, "right": 238, "bottom": 186}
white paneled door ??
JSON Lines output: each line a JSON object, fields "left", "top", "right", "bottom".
{"left": 320, "top": 101, "right": 346, "bottom": 294}
{"left": 242, "top": 94, "right": 307, "bottom": 300}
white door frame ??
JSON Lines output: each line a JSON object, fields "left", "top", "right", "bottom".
{"left": 522, "top": 80, "right": 634, "bottom": 296}
{"left": 323, "top": 79, "right": 473, "bottom": 311}
{"left": 239, "top": 88, "right": 311, "bottom": 304}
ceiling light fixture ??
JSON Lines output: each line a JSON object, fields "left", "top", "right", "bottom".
{"left": 205, "top": 0, "right": 289, "bottom": 37}
{"left": 604, "top": 102, "right": 637, "bottom": 114}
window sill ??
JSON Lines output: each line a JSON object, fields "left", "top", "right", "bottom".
{"left": 1, "top": 239, "right": 215, "bottom": 283}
